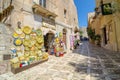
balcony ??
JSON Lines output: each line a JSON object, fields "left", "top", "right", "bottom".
{"left": 32, "top": 0, "right": 57, "bottom": 18}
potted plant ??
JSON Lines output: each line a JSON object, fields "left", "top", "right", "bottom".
{"left": 95, "top": 34, "right": 101, "bottom": 46}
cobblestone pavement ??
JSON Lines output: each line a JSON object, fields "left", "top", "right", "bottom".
{"left": 0, "top": 41, "right": 120, "bottom": 80}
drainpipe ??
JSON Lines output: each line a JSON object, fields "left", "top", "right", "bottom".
{"left": 114, "top": 17, "right": 119, "bottom": 52}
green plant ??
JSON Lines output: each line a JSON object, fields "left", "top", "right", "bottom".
{"left": 95, "top": 34, "right": 101, "bottom": 40}
{"left": 79, "top": 31, "right": 83, "bottom": 36}
{"left": 87, "top": 27, "right": 95, "bottom": 40}
{"left": 95, "top": 34, "right": 101, "bottom": 46}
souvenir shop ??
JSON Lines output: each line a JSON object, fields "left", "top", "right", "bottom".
{"left": 43, "top": 31, "right": 66, "bottom": 57}
{"left": 9, "top": 25, "right": 67, "bottom": 74}
{"left": 10, "top": 26, "right": 49, "bottom": 73}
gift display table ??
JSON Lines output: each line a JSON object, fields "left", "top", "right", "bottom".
{"left": 11, "top": 58, "right": 48, "bottom": 74}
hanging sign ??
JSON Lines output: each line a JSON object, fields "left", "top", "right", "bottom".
{"left": 101, "top": 3, "right": 112, "bottom": 15}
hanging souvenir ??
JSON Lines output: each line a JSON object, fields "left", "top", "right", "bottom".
{"left": 19, "top": 56, "right": 25, "bottom": 61}
{"left": 15, "top": 28, "right": 23, "bottom": 35}
{"left": 30, "top": 39, "right": 36, "bottom": 46}
{"left": 25, "top": 35, "right": 30, "bottom": 39}
{"left": 24, "top": 51, "right": 30, "bottom": 57}
{"left": 55, "top": 38, "right": 59, "bottom": 43}
{"left": 12, "top": 32, "right": 19, "bottom": 38}
{"left": 10, "top": 57, "right": 19, "bottom": 64}
{"left": 17, "top": 51, "right": 24, "bottom": 57}
{"left": 14, "top": 38, "right": 22, "bottom": 46}
{"left": 55, "top": 33, "right": 58, "bottom": 38}
{"left": 10, "top": 47, "right": 17, "bottom": 53}
{"left": 59, "top": 32, "right": 63, "bottom": 37}
{"left": 35, "top": 29, "right": 42, "bottom": 36}
{"left": 23, "top": 39, "right": 30, "bottom": 46}
{"left": 16, "top": 46, "right": 21, "bottom": 51}
{"left": 30, "top": 32, "right": 37, "bottom": 39}
{"left": 23, "top": 26, "right": 32, "bottom": 34}
{"left": 20, "top": 33, "right": 25, "bottom": 39}
{"left": 24, "top": 46, "right": 30, "bottom": 51}
{"left": 36, "top": 36, "right": 43, "bottom": 43}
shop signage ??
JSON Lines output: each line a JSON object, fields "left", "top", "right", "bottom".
{"left": 42, "top": 22, "right": 55, "bottom": 30}
{"left": 101, "top": 3, "right": 112, "bottom": 15}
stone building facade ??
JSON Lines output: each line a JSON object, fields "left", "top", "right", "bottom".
{"left": 88, "top": 0, "right": 120, "bottom": 51}
{"left": 0, "top": 0, "right": 79, "bottom": 74}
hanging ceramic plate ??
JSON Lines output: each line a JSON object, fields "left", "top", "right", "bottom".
{"left": 16, "top": 46, "right": 21, "bottom": 51}
{"left": 14, "top": 38, "right": 22, "bottom": 46}
{"left": 30, "top": 39, "right": 36, "bottom": 46}
{"left": 10, "top": 57, "right": 19, "bottom": 64}
{"left": 23, "top": 26, "right": 32, "bottom": 34}
{"left": 12, "top": 32, "right": 19, "bottom": 38}
{"left": 36, "top": 36, "right": 43, "bottom": 43}
{"left": 35, "top": 43, "right": 42, "bottom": 49}
{"left": 59, "top": 32, "right": 63, "bottom": 37}
{"left": 30, "top": 32, "right": 37, "bottom": 37}
{"left": 35, "top": 29, "right": 42, "bottom": 36}
{"left": 20, "top": 33, "right": 25, "bottom": 39}
{"left": 24, "top": 51, "right": 30, "bottom": 57}
{"left": 17, "top": 51, "right": 24, "bottom": 57}
{"left": 23, "top": 39, "right": 30, "bottom": 46}
{"left": 15, "top": 28, "right": 23, "bottom": 34}
{"left": 24, "top": 46, "right": 30, "bottom": 51}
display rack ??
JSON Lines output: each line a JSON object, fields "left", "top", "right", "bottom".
{"left": 11, "top": 58, "right": 48, "bottom": 74}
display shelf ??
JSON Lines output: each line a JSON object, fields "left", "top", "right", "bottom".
{"left": 11, "top": 58, "right": 48, "bottom": 74}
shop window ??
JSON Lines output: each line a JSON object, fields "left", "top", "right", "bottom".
{"left": 39, "top": 0, "right": 46, "bottom": 8}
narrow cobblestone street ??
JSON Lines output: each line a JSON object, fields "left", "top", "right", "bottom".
{"left": 0, "top": 42, "right": 120, "bottom": 80}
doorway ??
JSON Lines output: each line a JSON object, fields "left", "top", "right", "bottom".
{"left": 103, "top": 27, "right": 107, "bottom": 45}
{"left": 44, "top": 31, "right": 55, "bottom": 52}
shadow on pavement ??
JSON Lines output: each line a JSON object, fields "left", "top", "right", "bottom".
{"left": 69, "top": 41, "right": 120, "bottom": 80}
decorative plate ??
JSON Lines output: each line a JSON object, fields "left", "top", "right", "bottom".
{"left": 10, "top": 57, "right": 19, "bottom": 64}
{"left": 12, "top": 32, "right": 19, "bottom": 38}
{"left": 23, "top": 26, "right": 32, "bottom": 34}
{"left": 15, "top": 28, "right": 23, "bottom": 34}
{"left": 24, "top": 46, "right": 30, "bottom": 51}
{"left": 35, "top": 29, "right": 42, "bottom": 36}
{"left": 14, "top": 38, "right": 22, "bottom": 46}
{"left": 20, "top": 33, "right": 25, "bottom": 39}
{"left": 23, "top": 39, "right": 30, "bottom": 46}
{"left": 59, "top": 32, "right": 63, "bottom": 37}
{"left": 36, "top": 36, "right": 43, "bottom": 43}
{"left": 30, "top": 39, "right": 36, "bottom": 46}
{"left": 17, "top": 51, "right": 24, "bottom": 57}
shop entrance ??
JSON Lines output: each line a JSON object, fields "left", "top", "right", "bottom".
{"left": 44, "top": 31, "right": 55, "bottom": 52}
{"left": 63, "top": 28, "right": 67, "bottom": 48}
